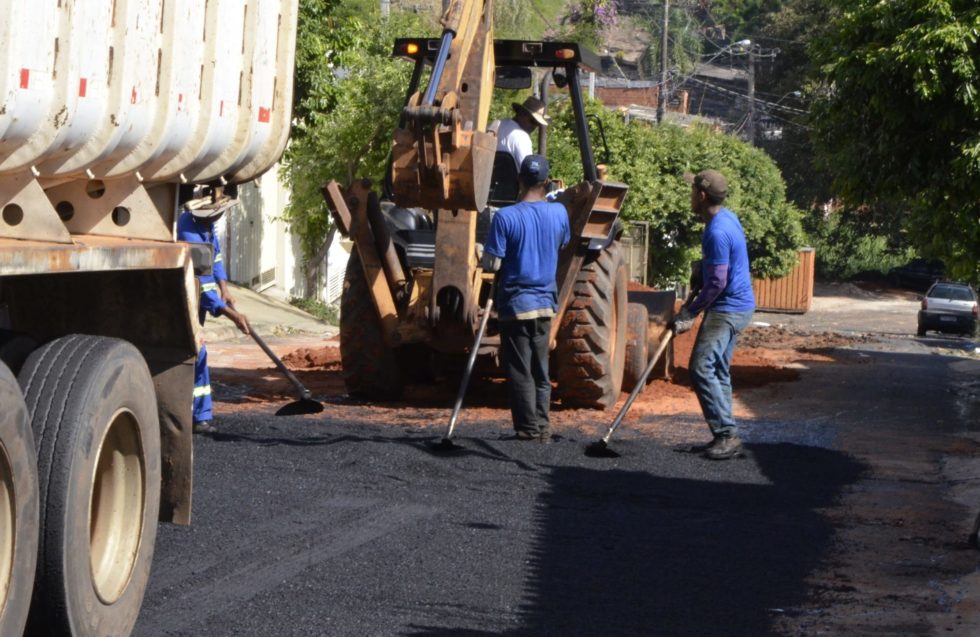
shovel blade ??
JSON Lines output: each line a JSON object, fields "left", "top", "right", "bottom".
{"left": 430, "top": 437, "right": 466, "bottom": 453}
{"left": 275, "top": 399, "right": 324, "bottom": 416}
{"left": 584, "top": 440, "right": 621, "bottom": 458}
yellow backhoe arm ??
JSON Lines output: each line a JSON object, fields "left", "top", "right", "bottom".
{"left": 390, "top": 0, "right": 497, "bottom": 212}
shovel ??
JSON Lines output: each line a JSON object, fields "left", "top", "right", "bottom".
{"left": 248, "top": 330, "right": 324, "bottom": 416}
{"left": 585, "top": 329, "right": 674, "bottom": 458}
{"left": 432, "top": 284, "right": 495, "bottom": 452}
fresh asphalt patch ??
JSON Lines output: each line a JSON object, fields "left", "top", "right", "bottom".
{"left": 135, "top": 413, "right": 866, "bottom": 637}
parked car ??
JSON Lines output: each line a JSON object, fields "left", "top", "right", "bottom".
{"left": 888, "top": 258, "right": 945, "bottom": 290}
{"left": 917, "top": 282, "right": 979, "bottom": 336}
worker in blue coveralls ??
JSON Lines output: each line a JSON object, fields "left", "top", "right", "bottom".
{"left": 482, "top": 155, "right": 571, "bottom": 443}
{"left": 671, "top": 169, "right": 756, "bottom": 460}
{"left": 176, "top": 201, "right": 250, "bottom": 434}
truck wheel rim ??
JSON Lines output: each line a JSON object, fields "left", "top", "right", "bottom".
{"left": 89, "top": 409, "right": 145, "bottom": 605}
{"left": 0, "top": 442, "right": 13, "bottom": 616}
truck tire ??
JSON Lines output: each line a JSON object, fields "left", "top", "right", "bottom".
{"left": 622, "top": 303, "right": 649, "bottom": 392}
{"left": 555, "top": 243, "right": 628, "bottom": 409}
{"left": 0, "top": 331, "right": 38, "bottom": 375}
{"left": 19, "top": 335, "right": 160, "bottom": 637}
{"left": 0, "top": 362, "right": 38, "bottom": 637}
{"left": 340, "top": 249, "right": 403, "bottom": 400}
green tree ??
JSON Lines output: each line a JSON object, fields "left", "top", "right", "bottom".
{"left": 706, "top": 0, "right": 787, "bottom": 39}
{"left": 281, "top": 10, "right": 434, "bottom": 258}
{"left": 546, "top": 99, "right": 804, "bottom": 284}
{"left": 809, "top": 0, "right": 980, "bottom": 283}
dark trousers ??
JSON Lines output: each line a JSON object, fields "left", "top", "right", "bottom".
{"left": 500, "top": 317, "right": 552, "bottom": 434}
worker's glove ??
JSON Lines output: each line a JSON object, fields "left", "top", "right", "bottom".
{"left": 670, "top": 306, "right": 695, "bottom": 335}
{"left": 481, "top": 249, "right": 502, "bottom": 273}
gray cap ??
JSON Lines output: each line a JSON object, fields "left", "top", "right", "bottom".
{"left": 684, "top": 169, "right": 728, "bottom": 199}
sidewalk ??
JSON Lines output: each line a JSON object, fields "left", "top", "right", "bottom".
{"left": 202, "top": 283, "right": 338, "bottom": 343}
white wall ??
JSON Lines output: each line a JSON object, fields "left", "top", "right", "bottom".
{"left": 217, "top": 163, "right": 349, "bottom": 304}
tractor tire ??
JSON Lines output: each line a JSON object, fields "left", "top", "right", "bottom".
{"left": 340, "top": 249, "right": 404, "bottom": 400}
{"left": 622, "top": 303, "right": 649, "bottom": 392}
{"left": 649, "top": 328, "right": 674, "bottom": 381}
{"left": 0, "top": 361, "right": 38, "bottom": 637}
{"left": 19, "top": 335, "right": 160, "bottom": 637}
{"left": 555, "top": 242, "right": 629, "bottom": 409}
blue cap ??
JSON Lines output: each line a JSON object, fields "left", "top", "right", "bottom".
{"left": 519, "top": 154, "right": 549, "bottom": 185}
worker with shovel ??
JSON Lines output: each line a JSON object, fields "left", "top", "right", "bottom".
{"left": 177, "top": 197, "right": 251, "bottom": 434}
{"left": 672, "top": 169, "right": 756, "bottom": 460}
{"left": 482, "top": 155, "right": 570, "bottom": 442}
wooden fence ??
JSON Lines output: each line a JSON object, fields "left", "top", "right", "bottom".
{"left": 752, "top": 248, "right": 815, "bottom": 313}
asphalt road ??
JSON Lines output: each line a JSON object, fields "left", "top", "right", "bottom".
{"left": 134, "top": 284, "right": 980, "bottom": 637}
{"left": 135, "top": 417, "right": 863, "bottom": 636}
{"left": 133, "top": 321, "right": 980, "bottom": 636}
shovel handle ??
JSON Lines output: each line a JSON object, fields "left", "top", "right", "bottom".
{"left": 601, "top": 329, "right": 674, "bottom": 444}
{"left": 443, "top": 286, "right": 494, "bottom": 441}
{"left": 249, "top": 330, "right": 313, "bottom": 401}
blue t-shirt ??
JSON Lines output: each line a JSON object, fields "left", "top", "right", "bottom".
{"left": 701, "top": 208, "right": 755, "bottom": 313}
{"left": 483, "top": 200, "right": 571, "bottom": 319}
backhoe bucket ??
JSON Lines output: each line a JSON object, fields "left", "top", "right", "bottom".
{"left": 391, "top": 127, "right": 496, "bottom": 212}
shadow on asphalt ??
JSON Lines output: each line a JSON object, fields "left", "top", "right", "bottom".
{"left": 914, "top": 334, "right": 979, "bottom": 352}
{"left": 405, "top": 443, "right": 866, "bottom": 637}
{"left": 204, "top": 428, "right": 551, "bottom": 471}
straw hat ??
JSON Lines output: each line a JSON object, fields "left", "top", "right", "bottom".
{"left": 512, "top": 96, "right": 550, "bottom": 127}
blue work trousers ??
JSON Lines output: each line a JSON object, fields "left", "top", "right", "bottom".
{"left": 689, "top": 309, "right": 754, "bottom": 438}
{"left": 193, "top": 343, "right": 213, "bottom": 424}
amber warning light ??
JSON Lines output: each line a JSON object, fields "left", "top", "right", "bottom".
{"left": 554, "top": 48, "right": 576, "bottom": 60}
{"left": 404, "top": 42, "right": 420, "bottom": 55}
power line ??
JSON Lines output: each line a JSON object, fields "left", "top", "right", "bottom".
{"left": 682, "top": 75, "right": 809, "bottom": 116}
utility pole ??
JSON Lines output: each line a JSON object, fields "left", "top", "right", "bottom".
{"left": 746, "top": 45, "right": 755, "bottom": 144}
{"left": 656, "top": 0, "right": 669, "bottom": 123}
{"left": 745, "top": 45, "right": 778, "bottom": 145}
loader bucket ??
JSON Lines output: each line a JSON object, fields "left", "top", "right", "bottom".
{"left": 391, "top": 128, "right": 496, "bottom": 212}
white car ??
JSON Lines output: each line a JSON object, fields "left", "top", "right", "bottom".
{"left": 917, "top": 282, "right": 979, "bottom": 336}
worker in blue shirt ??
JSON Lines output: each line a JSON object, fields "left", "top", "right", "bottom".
{"left": 482, "top": 155, "right": 571, "bottom": 442}
{"left": 177, "top": 203, "right": 251, "bottom": 434}
{"left": 672, "top": 169, "right": 756, "bottom": 460}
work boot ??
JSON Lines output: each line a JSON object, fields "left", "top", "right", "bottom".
{"left": 537, "top": 430, "right": 552, "bottom": 444}
{"left": 512, "top": 430, "right": 536, "bottom": 441}
{"left": 704, "top": 435, "right": 743, "bottom": 460}
{"left": 193, "top": 420, "right": 216, "bottom": 434}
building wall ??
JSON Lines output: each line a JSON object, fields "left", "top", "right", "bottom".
{"left": 217, "top": 164, "right": 350, "bottom": 304}
{"left": 592, "top": 84, "right": 689, "bottom": 113}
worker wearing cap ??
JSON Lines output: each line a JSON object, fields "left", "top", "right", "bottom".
{"left": 672, "top": 169, "right": 756, "bottom": 460}
{"left": 489, "top": 96, "right": 550, "bottom": 173}
{"left": 482, "top": 155, "right": 571, "bottom": 442}
{"left": 177, "top": 204, "right": 251, "bottom": 434}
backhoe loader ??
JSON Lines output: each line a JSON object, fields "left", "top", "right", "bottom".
{"left": 322, "top": 0, "right": 673, "bottom": 408}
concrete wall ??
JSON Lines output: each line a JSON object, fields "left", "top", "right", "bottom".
{"left": 216, "top": 164, "right": 349, "bottom": 304}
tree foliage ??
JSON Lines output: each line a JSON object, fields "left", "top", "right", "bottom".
{"left": 809, "top": 0, "right": 980, "bottom": 283}
{"left": 282, "top": 8, "right": 434, "bottom": 258}
{"left": 706, "top": 0, "right": 786, "bottom": 39}
{"left": 545, "top": 99, "right": 804, "bottom": 284}
{"left": 803, "top": 206, "right": 916, "bottom": 281}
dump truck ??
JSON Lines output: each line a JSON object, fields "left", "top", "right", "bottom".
{"left": 0, "top": 1, "right": 297, "bottom": 634}
{"left": 323, "top": 0, "right": 674, "bottom": 409}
